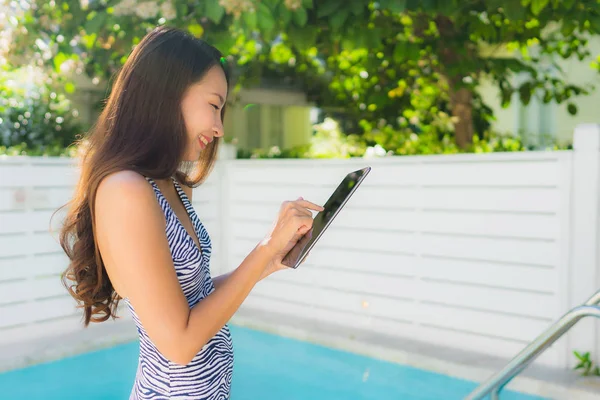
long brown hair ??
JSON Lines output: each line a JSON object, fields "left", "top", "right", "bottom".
{"left": 56, "top": 26, "right": 230, "bottom": 326}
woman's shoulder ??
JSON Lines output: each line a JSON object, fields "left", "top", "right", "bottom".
{"left": 99, "top": 169, "right": 148, "bottom": 188}
{"left": 98, "top": 170, "right": 150, "bottom": 195}
{"left": 96, "top": 170, "right": 157, "bottom": 214}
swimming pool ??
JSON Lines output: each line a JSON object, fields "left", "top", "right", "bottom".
{"left": 0, "top": 325, "right": 546, "bottom": 399}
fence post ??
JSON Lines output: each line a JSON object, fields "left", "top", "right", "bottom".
{"left": 216, "top": 144, "right": 236, "bottom": 276}
{"left": 566, "top": 123, "right": 600, "bottom": 367}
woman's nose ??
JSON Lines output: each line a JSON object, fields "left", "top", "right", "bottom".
{"left": 213, "top": 119, "right": 224, "bottom": 137}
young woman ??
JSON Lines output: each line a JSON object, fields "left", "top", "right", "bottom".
{"left": 58, "top": 26, "right": 323, "bottom": 399}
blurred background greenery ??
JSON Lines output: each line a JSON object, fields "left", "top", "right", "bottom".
{"left": 2, "top": 0, "right": 599, "bottom": 159}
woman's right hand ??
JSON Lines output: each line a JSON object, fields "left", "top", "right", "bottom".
{"left": 259, "top": 197, "right": 324, "bottom": 279}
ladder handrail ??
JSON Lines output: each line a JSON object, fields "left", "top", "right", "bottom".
{"left": 464, "top": 290, "right": 600, "bottom": 400}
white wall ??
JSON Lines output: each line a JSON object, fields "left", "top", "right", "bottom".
{"left": 1, "top": 126, "right": 600, "bottom": 370}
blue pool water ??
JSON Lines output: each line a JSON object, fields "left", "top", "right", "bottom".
{"left": 0, "top": 325, "right": 546, "bottom": 399}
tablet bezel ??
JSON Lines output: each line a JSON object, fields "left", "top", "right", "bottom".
{"left": 281, "top": 166, "right": 371, "bottom": 269}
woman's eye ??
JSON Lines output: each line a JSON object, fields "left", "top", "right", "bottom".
{"left": 211, "top": 104, "right": 219, "bottom": 110}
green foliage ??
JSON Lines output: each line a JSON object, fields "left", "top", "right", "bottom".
{"left": 5, "top": 112, "right": 567, "bottom": 159}
{"left": 233, "top": 0, "right": 599, "bottom": 144}
{"left": 0, "top": 66, "right": 83, "bottom": 151}
{"left": 573, "top": 351, "right": 600, "bottom": 377}
{"left": 8, "top": 0, "right": 600, "bottom": 149}
{"left": 306, "top": 118, "right": 367, "bottom": 158}
{"left": 363, "top": 122, "right": 535, "bottom": 155}
{"left": 236, "top": 117, "right": 568, "bottom": 159}
{"left": 0, "top": 142, "right": 77, "bottom": 157}
{"left": 236, "top": 118, "right": 366, "bottom": 159}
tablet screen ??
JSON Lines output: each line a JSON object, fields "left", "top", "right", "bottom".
{"left": 281, "top": 166, "right": 371, "bottom": 269}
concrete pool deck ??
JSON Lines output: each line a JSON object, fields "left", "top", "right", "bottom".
{"left": 1, "top": 309, "right": 599, "bottom": 400}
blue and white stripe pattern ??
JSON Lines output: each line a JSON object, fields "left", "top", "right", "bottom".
{"left": 126, "top": 176, "right": 234, "bottom": 399}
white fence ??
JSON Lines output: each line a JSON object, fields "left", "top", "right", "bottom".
{"left": 1, "top": 125, "right": 600, "bottom": 370}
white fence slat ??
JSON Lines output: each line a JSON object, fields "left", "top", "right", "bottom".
{"left": 417, "top": 302, "right": 551, "bottom": 343}
{"left": 0, "top": 210, "right": 62, "bottom": 234}
{"left": 418, "top": 256, "right": 556, "bottom": 293}
{"left": 0, "top": 276, "right": 65, "bottom": 305}
{"left": 0, "top": 296, "right": 77, "bottom": 328}
{"left": 230, "top": 163, "right": 359, "bottom": 186}
{"left": 0, "top": 314, "right": 82, "bottom": 345}
{"left": 0, "top": 233, "right": 62, "bottom": 258}
{"left": 417, "top": 160, "right": 560, "bottom": 186}
{"left": 419, "top": 235, "right": 558, "bottom": 267}
{"left": 303, "top": 249, "right": 418, "bottom": 277}
{"left": 0, "top": 253, "right": 67, "bottom": 282}
{"left": 421, "top": 187, "right": 560, "bottom": 213}
{"left": 419, "top": 279, "right": 556, "bottom": 319}
{"left": 268, "top": 267, "right": 419, "bottom": 300}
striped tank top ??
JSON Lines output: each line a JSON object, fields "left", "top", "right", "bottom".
{"left": 126, "top": 176, "right": 234, "bottom": 399}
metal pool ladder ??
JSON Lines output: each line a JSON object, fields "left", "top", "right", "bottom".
{"left": 465, "top": 289, "right": 600, "bottom": 400}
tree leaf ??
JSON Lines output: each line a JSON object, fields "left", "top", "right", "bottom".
{"left": 302, "top": 0, "right": 314, "bottom": 9}
{"left": 205, "top": 0, "right": 225, "bottom": 24}
{"left": 64, "top": 82, "right": 75, "bottom": 94}
{"left": 257, "top": 3, "right": 275, "bottom": 34}
{"left": 365, "top": 28, "right": 383, "bottom": 48}
{"left": 243, "top": 10, "right": 257, "bottom": 30}
{"left": 420, "top": 0, "right": 437, "bottom": 12}
{"left": 531, "top": 0, "right": 550, "bottom": 16}
{"left": 262, "top": 0, "right": 279, "bottom": 10}
{"left": 350, "top": 0, "right": 364, "bottom": 16}
{"left": 84, "top": 12, "right": 106, "bottom": 34}
{"left": 393, "top": 42, "right": 406, "bottom": 63}
{"left": 292, "top": 7, "right": 308, "bottom": 26}
{"left": 279, "top": 3, "right": 292, "bottom": 26}
{"left": 176, "top": 3, "right": 189, "bottom": 18}
{"left": 567, "top": 102, "right": 577, "bottom": 115}
{"left": 343, "top": 29, "right": 367, "bottom": 49}
{"left": 561, "top": 20, "right": 576, "bottom": 36}
{"left": 330, "top": 8, "right": 350, "bottom": 30}
{"left": 188, "top": 23, "right": 204, "bottom": 38}
{"left": 53, "top": 52, "right": 68, "bottom": 73}
{"left": 589, "top": 17, "right": 600, "bottom": 33}
{"left": 316, "top": 0, "right": 343, "bottom": 18}
{"left": 212, "top": 35, "right": 237, "bottom": 53}
{"left": 406, "top": 43, "right": 420, "bottom": 60}
{"left": 380, "top": 0, "right": 407, "bottom": 13}
{"left": 504, "top": 0, "right": 526, "bottom": 20}
{"left": 288, "top": 25, "right": 317, "bottom": 51}
{"left": 519, "top": 82, "right": 532, "bottom": 104}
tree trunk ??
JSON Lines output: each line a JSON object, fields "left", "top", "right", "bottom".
{"left": 450, "top": 87, "right": 474, "bottom": 149}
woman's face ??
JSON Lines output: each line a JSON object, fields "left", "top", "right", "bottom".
{"left": 180, "top": 65, "right": 228, "bottom": 161}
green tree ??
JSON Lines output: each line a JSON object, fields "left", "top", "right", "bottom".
{"left": 8, "top": 0, "right": 600, "bottom": 148}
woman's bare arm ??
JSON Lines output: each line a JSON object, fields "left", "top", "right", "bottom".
{"left": 96, "top": 171, "right": 273, "bottom": 365}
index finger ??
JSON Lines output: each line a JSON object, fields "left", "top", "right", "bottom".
{"left": 296, "top": 199, "right": 324, "bottom": 212}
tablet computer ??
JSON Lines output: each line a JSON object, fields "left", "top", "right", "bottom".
{"left": 281, "top": 166, "right": 371, "bottom": 269}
